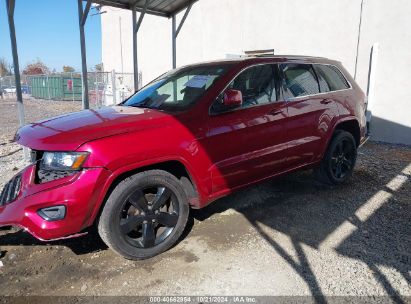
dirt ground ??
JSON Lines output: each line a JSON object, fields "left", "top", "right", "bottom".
{"left": 0, "top": 98, "right": 410, "bottom": 300}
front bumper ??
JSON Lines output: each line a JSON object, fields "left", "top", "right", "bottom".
{"left": 0, "top": 164, "right": 111, "bottom": 240}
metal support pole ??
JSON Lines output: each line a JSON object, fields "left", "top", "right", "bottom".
{"left": 171, "top": 4, "right": 192, "bottom": 69}
{"left": 6, "top": 0, "right": 25, "bottom": 127}
{"left": 172, "top": 14, "right": 177, "bottom": 69}
{"left": 176, "top": 4, "right": 192, "bottom": 37}
{"left": 78, "top": 0, "right": 90, "bottom": 109}
{"left": 111, "top": 70, "right": 117, "bottom": 105}
{"left": 132, "top": 0, "right": 149, "bottom": 92}
{"left": 171, "top": 15, "right": 177, "bottom": 101}
{"left": 120, "top": 72, "right": 124, "bottom": 102}
{"left": 80, "top": 0, "right": 92, "bottom": 26}
{"left": 132, "top": 10, "right": 138, "bottom": 91}
{"left": 119, "top": 17, "right": 124, "bottom": 74}
{"left": 354, "top": 0, "right": 364, "bottom": 80}
{"left": 95, "top": 71, "right": 99, "bottom": 108}
{"left": 135, "top": 0, "right": 149, "bottom": 32}
{"left": 365, "top": 43, "right": 379, "bottom": 136}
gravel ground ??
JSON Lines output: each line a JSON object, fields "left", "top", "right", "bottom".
{"left": 0, "top": 98, "right": 410, "bottom": 300}
{"left": 0, "top": 97, "right": 81, "bottom": 189}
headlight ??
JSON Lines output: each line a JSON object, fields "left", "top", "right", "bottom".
{"left": 40, "top": 152, "right": 89, "bottom": 171}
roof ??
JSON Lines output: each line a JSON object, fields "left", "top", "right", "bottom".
{"left": 91, "top": 0, "right": 198, "bottom": 17}
{"left": 177, "top": 55, "right": 336, "bottom": 68}
{"left": 244, "top": 55, "right": 330, "bottom": 61}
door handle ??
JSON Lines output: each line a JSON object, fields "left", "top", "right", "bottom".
{"left": 321, "top": 99, "right": 333, "bottom": 104}
{"left": 269, "top": 110, "right": 283, "bottom": 116}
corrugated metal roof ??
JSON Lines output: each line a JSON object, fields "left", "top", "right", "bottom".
{"left": 91, "top": 0, "right": 198, "bottom": 17}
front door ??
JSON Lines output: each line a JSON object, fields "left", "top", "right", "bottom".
{"left": 205, "top": 64, "right": 288, "bottom": 193}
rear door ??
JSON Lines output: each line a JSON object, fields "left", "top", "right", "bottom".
{"left": 205, "top": 64, "right": 288, "bottom": 193}
{"left": 279, "top": 63, "right": 339, "bottom": 167}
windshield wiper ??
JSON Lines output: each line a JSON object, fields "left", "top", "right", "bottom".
{"left": 128, "top": 104, "right": 152, "bottom": 109}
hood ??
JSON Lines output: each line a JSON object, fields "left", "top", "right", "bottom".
{"left": 15, "top": 106, "right": 173, "bottom": 151}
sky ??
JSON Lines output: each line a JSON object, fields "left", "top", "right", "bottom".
{"left": 0, "top": 0, "right": 101, "bottom": 72}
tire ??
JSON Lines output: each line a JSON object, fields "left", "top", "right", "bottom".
{"left": 315, "top": 130, "right": 357, "bottom": 185}
{"left": 98, "top": 170, "right": 189, "bottom": 260}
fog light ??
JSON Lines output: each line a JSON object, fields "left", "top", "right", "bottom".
{"left": 38, "top": 206, "right": 66, "bottom": 221}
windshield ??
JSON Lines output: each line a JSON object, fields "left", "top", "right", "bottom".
{"left": 123, "top": 64, "right": 234, "bottom": 111}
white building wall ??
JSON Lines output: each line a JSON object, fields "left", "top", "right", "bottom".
{"left": 355, "top": 0, "right": 411, "bottom": 144}
{"left": 101, "top": 0, "right": 411, "bottom": 145}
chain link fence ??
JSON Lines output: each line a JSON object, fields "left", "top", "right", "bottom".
{"left": 0, "top": 70, "right": 141, "bottom": 108}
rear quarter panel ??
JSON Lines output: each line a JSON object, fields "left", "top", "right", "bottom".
{"left": 335, "top": 64, "right": 367, "bottom": 139}
{"left": 320, "top": 63, "right": 367, "bottom": 157}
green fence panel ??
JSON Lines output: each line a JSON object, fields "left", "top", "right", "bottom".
{"left": 62, "top": 76, "right": 82, "bottom": 100}
{"left": 30, "top": 75, "right": 82, "bottom": 101}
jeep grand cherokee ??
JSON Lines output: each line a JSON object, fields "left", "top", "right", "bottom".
{"left": 0, "top": 56, "right": 366, "bottom": 259}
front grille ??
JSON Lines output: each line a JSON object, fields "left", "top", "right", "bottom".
{"left": 0, "top": 174, "right": 22, "bottom": 206}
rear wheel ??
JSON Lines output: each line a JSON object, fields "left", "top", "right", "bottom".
{"left": 315, "top": 130, "right": 357, "bottom": 185}
{"left": 98, "top": 170, "right": 189, "bottom": 260}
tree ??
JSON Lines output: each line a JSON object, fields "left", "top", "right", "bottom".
{"left": 23, "top": 59, "right": 50, "bottom": 75}
{"left": 63, "top": 65, "right": 75, "bottom": 73}
{"left": 94, "top": 63, "right": 103, "bottom": 72}
{"left": 0, "top": 58, "right": 11, "bottom": 77}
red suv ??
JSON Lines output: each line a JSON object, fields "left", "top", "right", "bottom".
{"left": 0, "top": 56, "right": 366, "bottom": 259}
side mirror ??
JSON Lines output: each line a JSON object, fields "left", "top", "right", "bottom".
{"left": 223, "top": 89, "right": 243, "bottom": 108}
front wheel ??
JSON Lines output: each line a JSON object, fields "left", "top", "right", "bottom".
{"left": 98, "top": 170, "right": 189, "bottom": 260}
{"left": 315, "top": 130, "right": 357, "bottom": 185}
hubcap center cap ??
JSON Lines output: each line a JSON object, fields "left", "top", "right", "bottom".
{"left": 143, "top": 210, "right": 157, "bottom": 220}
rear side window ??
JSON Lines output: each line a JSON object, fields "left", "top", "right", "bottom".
{"left": 314, "top": 65, "right": 350, "bottom": 92}
{"left": 280, "top": 64, "right": 319, "bottom": 98}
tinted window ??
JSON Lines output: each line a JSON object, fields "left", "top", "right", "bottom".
{"left": 123, "top": 64, "right": 233, "bottom": 111}
{"left": 212, "top": 64, "right": 277, "bottom": 113}
{"left": 315, "top": 65, "right": 350, "bottom": 92}
{"left": 230, "top": 64, "right": 277, "bottom": 108}
{"left": 280, "top": 64, "right": 319, "bottom": 98}
{"left": 316, "top": 71, "right": 331, "bottom": 92}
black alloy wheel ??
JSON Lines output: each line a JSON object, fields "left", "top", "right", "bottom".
{"left": 330, "top": 138, "right": 356, "bottom": 180}
{"left": 98, "top": 170, "right": 189, "bottom": 260}
{"left": 315, "top": 130, "right": 357, "bottom": 185}
{"left": 120, "top": 186, "right": 179, "bottom": 248}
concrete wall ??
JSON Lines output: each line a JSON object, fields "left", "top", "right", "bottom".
{"left": 101, "top": 0, "right": 411, "bottom": 145}
{"left": 355, "top": 0, "right": 411, "bottom": 144}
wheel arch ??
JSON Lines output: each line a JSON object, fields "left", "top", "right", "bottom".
{"left": 88, "top": 158, "right": 202, "bottom": 228}
{"left": 334, "top": 118, "right": 361, "bottom": 147}
{"left": 319, "top": 117, "right": 361, "bottom": 161}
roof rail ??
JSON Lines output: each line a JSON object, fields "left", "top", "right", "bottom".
{"left": 244, "top": 49, "right": 275, "bottom": 57}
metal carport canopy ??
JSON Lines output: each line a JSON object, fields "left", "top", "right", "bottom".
{"left": 94, "top": 0, "right": 198, "bottom": 17}
{"left": 83, "top": 0, "right": 197, "bottom": 106}
{"left": 5, "top": 0, "right": 197, "bottom": 141}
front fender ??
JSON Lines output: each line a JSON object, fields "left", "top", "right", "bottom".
{"left": 82, "top": 155, "right": 208, "bottom": 228}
